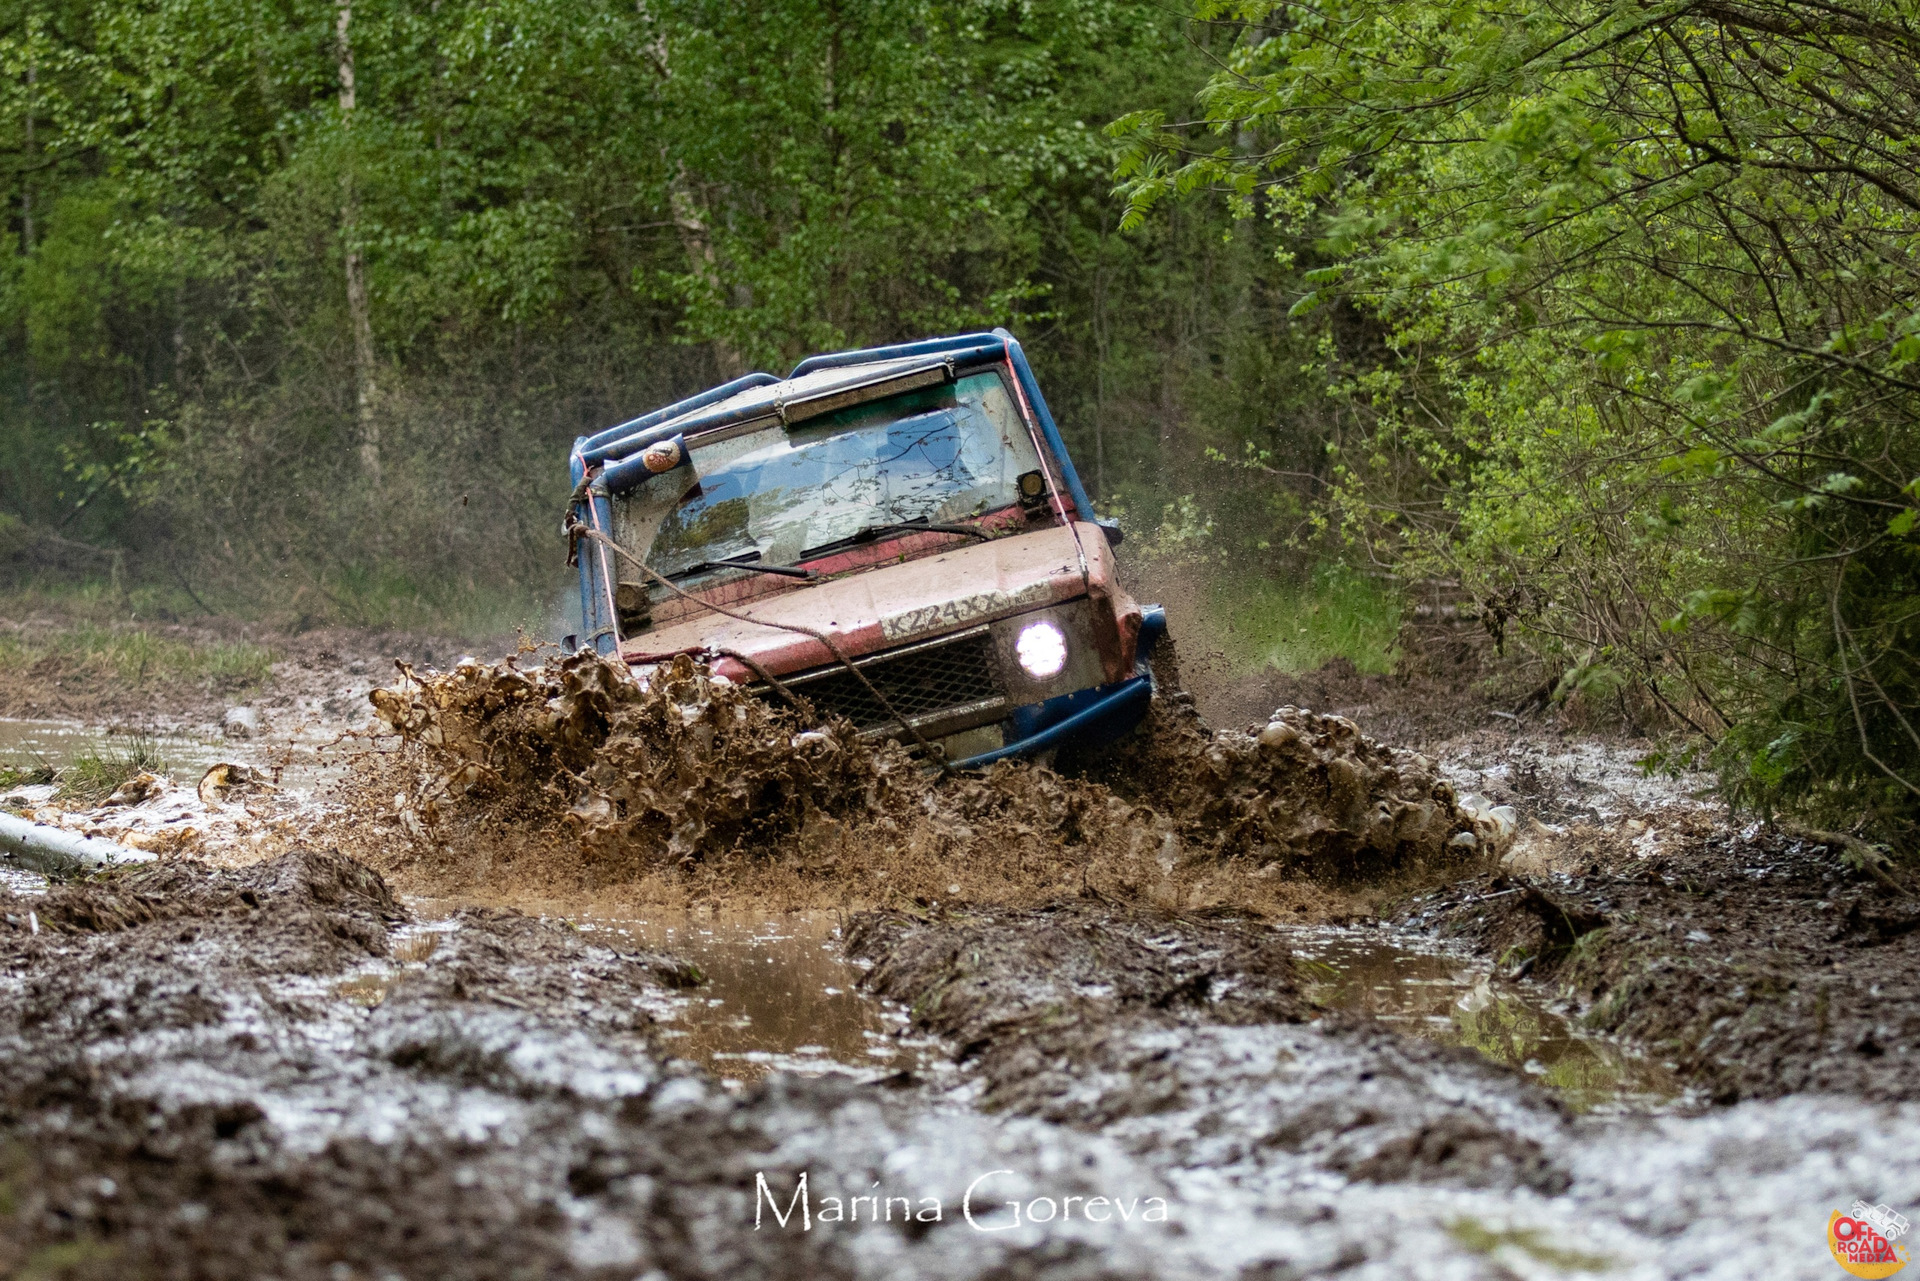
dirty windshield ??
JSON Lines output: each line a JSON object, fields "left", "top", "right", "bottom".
{"left": 617, "top": 368, "right": 1042, "bottom": 591}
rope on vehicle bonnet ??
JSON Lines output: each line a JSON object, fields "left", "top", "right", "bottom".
{"left": 564, "top": 518, "right": 950, "bottom": 768}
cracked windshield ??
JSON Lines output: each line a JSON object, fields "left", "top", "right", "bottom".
{"left": 622, "top": 371, "right": 1042, "bottom": 588}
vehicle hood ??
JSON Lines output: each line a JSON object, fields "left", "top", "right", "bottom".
{"left": 620, "top": 522, "right": 1117, "bottom": 679}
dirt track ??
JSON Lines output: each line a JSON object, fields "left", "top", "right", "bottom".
{"left": 4, "top": 635, "right": 1920, "bottom": 1278}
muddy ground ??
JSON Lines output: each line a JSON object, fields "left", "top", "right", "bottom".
{"left": 5, "top": 852, "right": 1916, "bottom": 1279}
{"left": 4, "top": 621, "right": 1919, "bottom": 1278}
{"left": 1409, "top": 817, "right": 1920, "bottom": 1104}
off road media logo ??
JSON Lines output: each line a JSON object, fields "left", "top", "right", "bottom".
{"left": 1830, "top": 1202, "right": 1911, "bottom": 1277}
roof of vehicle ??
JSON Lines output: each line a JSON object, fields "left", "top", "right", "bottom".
{"left": 656, "top": 354, "right": 939, "bottom": 436}
{"left": 579, "top": 331, "right": 1012, "bottom": 469}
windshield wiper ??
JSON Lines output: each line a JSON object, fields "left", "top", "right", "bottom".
{"left": 664, "top": 557, "right": 818, "bottom": 583}
{"left": 801, "top": 520, "right": 994, "bottom": 560}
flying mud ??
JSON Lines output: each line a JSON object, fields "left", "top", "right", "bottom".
{"left": 345, "top": 649, "right": 1502, "bottom": 914}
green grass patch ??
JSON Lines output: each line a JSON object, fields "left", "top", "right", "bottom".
{"left": 0, "top": 622, "right": 275, "bottom": 691}
{"left": 3, "top": 565, "right": 548, "bottom": 642}
{"left": 0, "top": 759, "right": 57, "bottom": 790}
{"left": 57, "top": 733, "right": 168, "bottom": 803}
{"left": 1211, "top": 564, "right": 1402, "bottom": 675}
{"left": 0, "top": 575, "right": 209, "bottom": 623}
{"left": 1446, "top": 1218, "right": 1613, "bottom": 1271}
{"left": 309, "top": 563, "right": 552, "bottom": 637}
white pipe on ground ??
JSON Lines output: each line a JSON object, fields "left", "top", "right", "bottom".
{"left": 0, "top": 811, "right": 153, "bottom": 876}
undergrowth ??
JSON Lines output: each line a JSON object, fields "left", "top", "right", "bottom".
{"left": 57, "top": 734, "right": 168, "bottom": 803}
{"left": 0, "top": 570, "right": 554, "bottom": 642}
{"left": 0, "top": 618, "right": 274, "bottom": 691}
{"left": 1214, "top": 564, "right": 1401, "bottom": 675}
{"left": 0, "top": 759, "right": 56, "bottom": 790}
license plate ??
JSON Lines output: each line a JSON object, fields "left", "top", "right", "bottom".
{"left": 879, "top": 583, "right": 1050, "bottom": 642}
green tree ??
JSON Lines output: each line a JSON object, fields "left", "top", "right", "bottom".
{"left": 1116, "top": 0, "right": 1920, "bottom": 840}
{"left": 0, "top": 0, "right": 1269, "bottom": 625}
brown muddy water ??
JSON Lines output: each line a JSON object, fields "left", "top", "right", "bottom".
{"left": 6, "top": 689, "right": 1915, "bottom": 1280}
{"left": 575, "top": 914, "right": 1678, "bottom": 1108}
{"left": 0, "top": 717, "right": 233, "bottom": 774}
{"left": 474, "top": 908, "right": 1680, "bottom": 1111}
{"left": 574, "top": 912, "right": 948, "bottom": 1088}
{"left": 1283, "top": 926, "right": 1683, "bottom": 1111}
{"left": 6, "top": 842, "right": 1912, "bottom": 1281}
{"left": 0, "top": 845, "right": 1679, "bottom": 1112}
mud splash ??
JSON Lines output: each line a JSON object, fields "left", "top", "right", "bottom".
{"left": 1085, "top": 695, "right": 1510, "bottom": 871}
{"left": 350, "top": 650, "right": 1496, "bottom": 911}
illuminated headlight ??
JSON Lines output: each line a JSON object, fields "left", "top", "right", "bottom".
{"left": 1015, "top": 620, "right": 1068, "bottom": 679}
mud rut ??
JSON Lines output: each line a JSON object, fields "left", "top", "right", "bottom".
{"left": 1, "top": 649, "right": 1917, "bottom": 1280}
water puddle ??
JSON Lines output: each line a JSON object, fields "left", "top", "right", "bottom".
{"left": 1285, "top": 926, "right": 1685, "bottom": 1111}
{"left": 574, "top": 911, "right": 944, "bottom": 1091}
{"left": 570, "top": 913, "right": 1678, "bottom": 1110}
{"left": 0, "top": 719, "right": 233, "bottom": 779}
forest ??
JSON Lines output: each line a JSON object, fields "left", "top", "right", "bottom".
{"left": 0, "top": 0, "right": 1915, "bottom": 843}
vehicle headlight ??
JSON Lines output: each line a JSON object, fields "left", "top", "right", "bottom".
{"left": 1015, "top": 620, "right": 1068, "bottom": 678}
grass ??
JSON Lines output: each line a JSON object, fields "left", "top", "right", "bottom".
{"left": 1446, "top": 1218, "right": 1614, "bottom": 1272}
{"left": 0, "top": 759, "right": 57, "bottom": 790}
{"left": 57, "top": 734, "right": 169, "bottom": 803}
{"left": 0, "top": 620, "right": 275, "bottom": 692}
{"left": 1211, "top": 563, "right": 1402, "bottom": 675}
{"left": 5, "top": 562, "right": 558, "bottom": 643}
{"left": 313, "top": 562, "right": 560, "bottom": 637}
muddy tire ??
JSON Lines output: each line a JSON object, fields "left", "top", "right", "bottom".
{"left": 1060, "top": 637, "right": 1203, "bottom": 781}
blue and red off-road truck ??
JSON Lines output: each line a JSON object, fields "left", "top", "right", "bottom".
{"left": 565, "top": 329, "right": 1168, "bottom": 767}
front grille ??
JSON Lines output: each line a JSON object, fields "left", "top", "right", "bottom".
{"left": 772, "top": 627, "right": 1005, "bottom": 735}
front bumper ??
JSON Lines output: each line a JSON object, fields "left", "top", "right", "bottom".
{"left": 948, "top": 604, "right": 1166, "bottom": 768}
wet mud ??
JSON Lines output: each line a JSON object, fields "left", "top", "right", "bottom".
{"left": 1411, "top": 814, "right": 1920, "bottom": 1104}
{"left": 0, "top": 848, "right": 865, "bottom": 1279}
{"left": 848, "top": 905, "right": 1571, "bottom": 1192}
{"left": 9, "top": 848, "right": 1919, "bottom": 1279}
{"left": 1288, "top": 927, "right": 1684, "bottom": 1111}
{"left": 569, "top": 911, "right": 945, "bottom": 1087}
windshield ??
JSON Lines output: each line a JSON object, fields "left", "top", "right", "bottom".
{"left": 612, "top": 369, "right": 1043, "bottom": 593}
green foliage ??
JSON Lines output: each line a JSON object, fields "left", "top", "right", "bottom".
{"left": 0, "top": 622, "right": 274, "bottom": 689}
{"left": 0, "top": 0, "right": 1311, "bottom": 627}
{"left": 0, "top": 760, "right": 56, "bottom": 789}
{"left": 1120, "top": 0, "right": 1920, "bottom": 843}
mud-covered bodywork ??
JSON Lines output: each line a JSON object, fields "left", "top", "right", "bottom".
{"left": 566, "top": 330, "right": 1164, "bottom": 765}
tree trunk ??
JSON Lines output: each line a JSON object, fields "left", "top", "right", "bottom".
{"left": 22, "top": 57, "right": 33, "bottom": 408}
{"left": 668, "top": 170, "right": 746, "bottom": 380}
{"left": 22, "top": 60, "right": 34, "bottom": 254}
{"left": 337, "top": 0, "right": 380, "bottom": 485}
